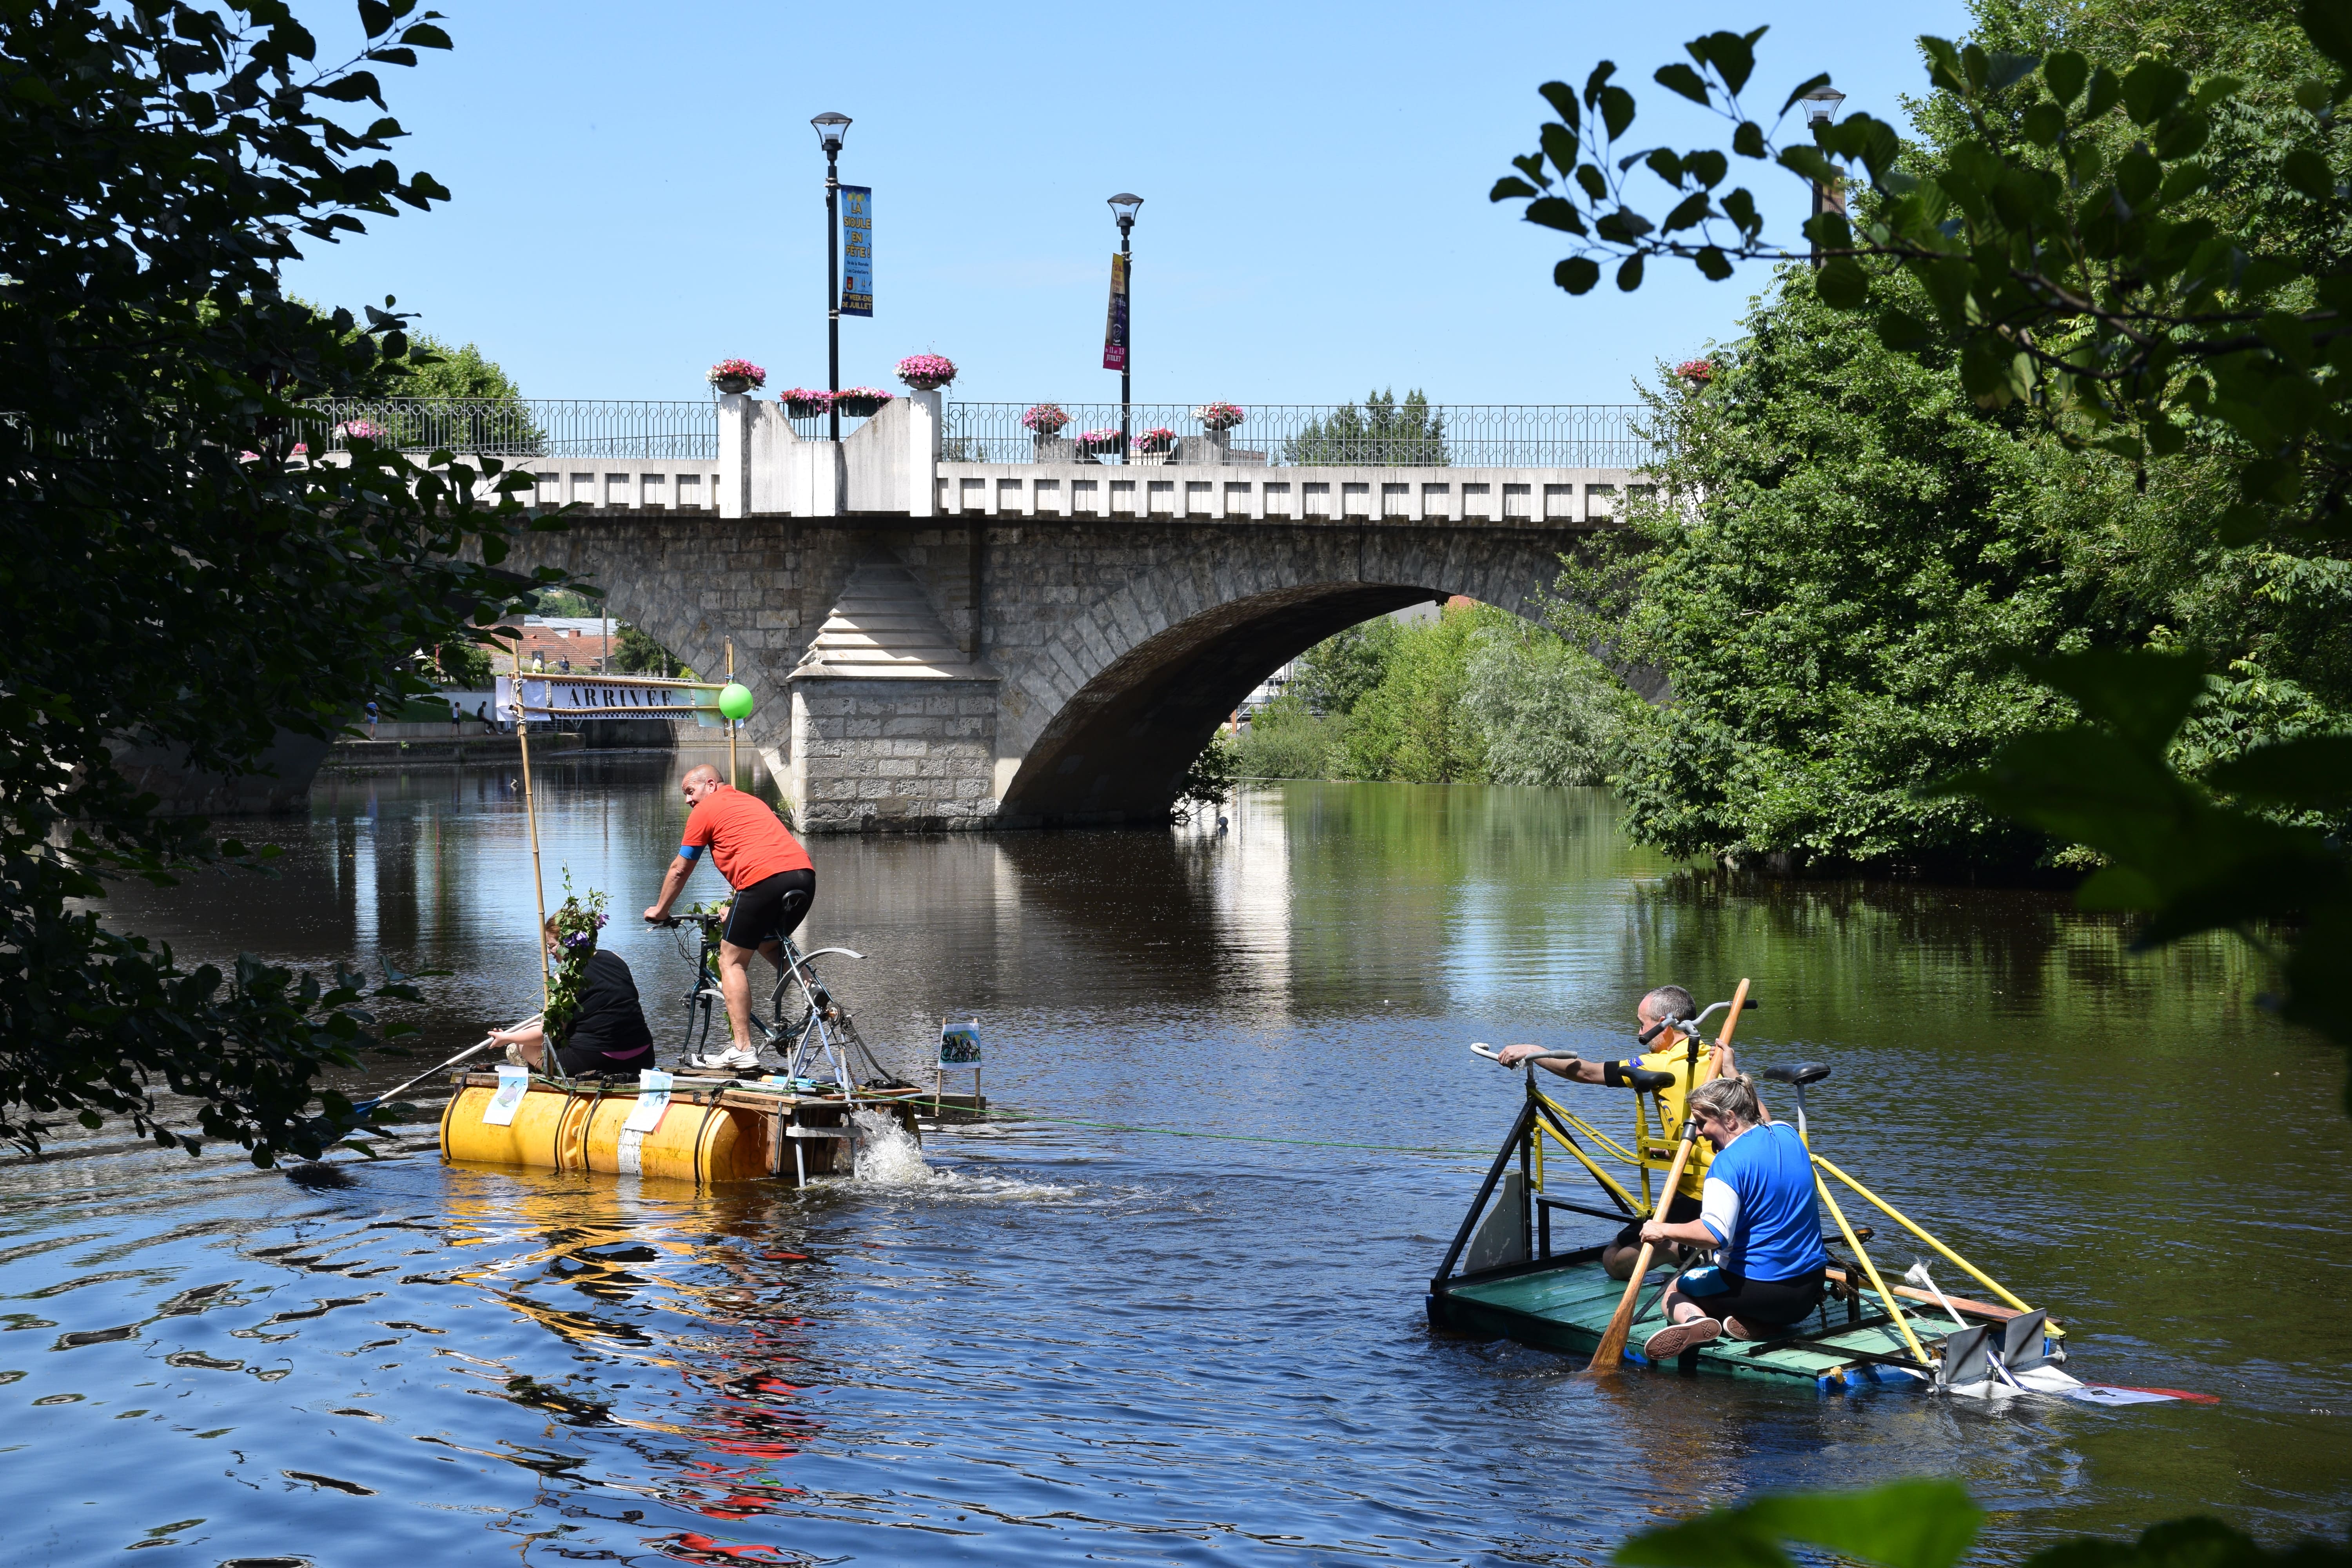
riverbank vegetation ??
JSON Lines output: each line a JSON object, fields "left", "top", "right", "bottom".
{"left": 1234, "top": 605, "right": 1639, "bottom": 786}
{"left": 1492, "top": 0, "right": 2352, "bottom": 889}
{"left": 1493, "top": 0, "right": 2352, "bottom": 1079}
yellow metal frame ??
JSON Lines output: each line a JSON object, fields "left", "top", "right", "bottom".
{"left": 1519, "top": 1067, "right": 2036, "bottom": 1365}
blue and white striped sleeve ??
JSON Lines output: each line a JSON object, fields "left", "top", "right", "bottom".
{"left": 1700, "top": 1175, "right": 1740, "bottom": 1247}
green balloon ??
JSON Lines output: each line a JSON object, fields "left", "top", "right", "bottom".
{"left": 717, "top": 682, "right": 755, "bottom": 721}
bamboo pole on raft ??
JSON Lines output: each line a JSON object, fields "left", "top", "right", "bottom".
{"left": 726, "top": 638, "right": 737, "bottom": 789}
{"left": 514, "top": 649, "right": 551, "bottom": 1019}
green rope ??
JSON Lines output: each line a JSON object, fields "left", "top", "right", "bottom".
{"left": 951, "top": 1105, "right": 1488, "bottom": 1158}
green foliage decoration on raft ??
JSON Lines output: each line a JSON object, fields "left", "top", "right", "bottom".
{"left": 539, "top": 879, "right": 610, "bottom": 1048}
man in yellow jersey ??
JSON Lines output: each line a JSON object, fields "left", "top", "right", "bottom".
{"left": 1497, "top": 984, "right": 1740, "bottom": 1279}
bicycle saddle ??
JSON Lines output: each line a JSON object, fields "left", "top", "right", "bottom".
{"left": 1622, "top": 1065, "right": 1675, "bottom": 1093}
{"left": 1765, "top": 1062, "right": 1831, "bottom": 1086}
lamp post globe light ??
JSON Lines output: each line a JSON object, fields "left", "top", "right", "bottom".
{"left": 1799, "top": 86, "right": 1846, "bottom": 269}
{"left": 1108, "top": 193, "right": 1141, "bottom": 457}
{"left": 811, "top": 112, "right": 853, "bottom": 439}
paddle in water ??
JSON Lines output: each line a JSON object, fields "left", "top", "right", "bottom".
{"left": 354, "top": 1014, "right": 544, "bottom": 1116}
{"left": 1583, "top": 978, "right": 1749, "bottom": 1377}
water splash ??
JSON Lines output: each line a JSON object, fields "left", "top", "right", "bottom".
{"left": 851, "top": 1109, "right": 933, "bottom": 1185}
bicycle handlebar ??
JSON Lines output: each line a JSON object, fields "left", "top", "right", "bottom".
{"left": 1633, "top": 997, "right": 1760, "bottom": 1047}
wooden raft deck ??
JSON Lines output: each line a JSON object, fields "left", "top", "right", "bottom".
{"left": 1430, "top": 1250, "right": 1933, "bottom": 1390}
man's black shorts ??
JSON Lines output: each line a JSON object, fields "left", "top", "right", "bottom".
{"left": 1613, "top": 1191, "right": 1702, "bottom": 1251}
{"left": 723, "top": 868, "right": 815, "bottom": 949}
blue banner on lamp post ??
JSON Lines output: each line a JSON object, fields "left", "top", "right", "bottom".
{"left": 840, "top": 184, "right": 873, "bottom": 317}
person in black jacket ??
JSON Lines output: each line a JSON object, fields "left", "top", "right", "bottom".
{"left": 488, "top": 919, "right": 657, "bottom": 1076}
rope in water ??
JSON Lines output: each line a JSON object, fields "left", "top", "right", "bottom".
{"left": 944, "top": 1104, "right": 1489, "bottom": 1158}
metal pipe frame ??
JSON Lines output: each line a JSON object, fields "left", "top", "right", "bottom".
{"left": 1812, "top": 1152, "right": 2033, "bottom": 1314}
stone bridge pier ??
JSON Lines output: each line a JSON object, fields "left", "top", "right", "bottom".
{"left": 507, "top": 505, "right": 1604, "bottom": 832}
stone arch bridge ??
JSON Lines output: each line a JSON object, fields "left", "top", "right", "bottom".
{"left": 496, "top": 394, "right": 1646, "bottom": 832}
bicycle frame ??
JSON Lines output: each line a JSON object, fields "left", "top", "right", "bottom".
{"left": 769, "top": 942, "right": 867, "bottom": 1085}
{"left": 666, "top": 916, "right": 875, "bottom": 1093}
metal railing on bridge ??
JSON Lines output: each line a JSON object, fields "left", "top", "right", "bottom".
{"left": 291, "top": 397, "right": 1656, "bottom": 469}
{"left": 298, "top": 398, "right": 718, "bottom": 460}
{"left": 940, "top": 401, "right": 1653, "bottom": 468}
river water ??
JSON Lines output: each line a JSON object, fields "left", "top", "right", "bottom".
{"left": 7, "top": 753, "right": 2347, "bottom": 1565}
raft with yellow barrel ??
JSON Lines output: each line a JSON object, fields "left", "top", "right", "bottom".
{"left": 439, "top": 1071, "right": 929, "bottom": 1185}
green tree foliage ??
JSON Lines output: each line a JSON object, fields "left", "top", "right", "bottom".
{"left": 1489, "top": 0, "right": 2352, "bottom": 1073}
{"left": 1295, "top": 615, "right": 1405, "bottom": 715}
{"left": 396, "top": 334, "right": 523, "bottom": 401}
{"left": 1556, "top": 281, "right": 2133, "bottom": 870}
{"left": 610, "top": 624, "right": 682, "bottom": 677}
{"left": 1262, "top": 608, "right": 1637, "bottom": 786}
{"left": 1282, "top": 389, "right": 1450, "bottom": 466}
{"left": 532, "top": 587, "right": 603, "bottom": 619}
{"left": 1230, "top": 693, "right": 1344, "bottom": 779}
{"left": 1616, "top": 1477, "right": 2346, "bottom": 1568}
{"left": 0, "top": 1, "right": 574, "bottom": 1161}
{"left": 1488, "top": 5, "right": 2352, "bottom": 538}
{"left": 1465, "top": 615, "right": 1641, "bottom": 787}
{"left": 1343, "top": 604, "right": 1494, "bottom": 782}
{"left": 432, "top": 641, "right": 494, "bottom": 688}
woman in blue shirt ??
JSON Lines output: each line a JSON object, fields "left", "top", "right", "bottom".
{"left": 1635, "top": 1074, "right": 1828, "bottom": 1359}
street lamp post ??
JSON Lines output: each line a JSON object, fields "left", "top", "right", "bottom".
{"left": 1800, "top": 86, "right": 1847, "bottom": 269}
{"left": 1107, "top": 193, "right": 1142, "bottom": 457}
{"left": 811, "top": 112, "right": 853, "bottom": 439}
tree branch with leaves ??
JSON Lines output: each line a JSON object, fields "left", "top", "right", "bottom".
{"left": 0, "top": 0, "right": 582, "bottom": 1162}
{"left": 1493, "top": 2, "right": 2352, "bottom": 1096}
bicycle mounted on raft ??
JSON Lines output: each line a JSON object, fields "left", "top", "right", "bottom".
{"left": 650, "top": 909, "right": 903, "bottom": 1090}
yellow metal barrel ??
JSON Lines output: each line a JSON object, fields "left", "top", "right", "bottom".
{"left": 441, "top": 1080, "right": 769, "bottom": 1183}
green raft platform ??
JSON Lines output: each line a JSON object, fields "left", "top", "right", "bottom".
{"left": 1429, "top": 1033, "right": 2063, "bottom": 1392}
{"left": 1432, "top": 1244, "right": 1946, "bottom": 1390}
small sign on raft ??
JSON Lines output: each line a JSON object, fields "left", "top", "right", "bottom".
{"left": 481, "top": 1065, "right": 530, "bottom": 1126}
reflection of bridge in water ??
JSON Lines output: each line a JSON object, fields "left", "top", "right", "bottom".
{"left": 364, "top": 394, "right": 1658, "bottom": 831}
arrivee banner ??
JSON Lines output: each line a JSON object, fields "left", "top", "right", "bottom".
{"left": 498, "top": 675, "right": 718, "bottom": 719}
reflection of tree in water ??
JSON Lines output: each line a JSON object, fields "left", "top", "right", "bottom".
{"left": 1279, "top": 782, "right": 1646, "bottom": 1010}
{"left": 987, "top": 827, "right": 1246, "bottom": 1006}
{"left": 1623, "top": 870, "right": 2269, "bottom": 1049}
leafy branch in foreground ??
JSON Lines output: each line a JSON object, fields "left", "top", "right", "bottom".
{"left": 1500, "top": 1, "right": 2352, "bottom": 1087}
{"left": 1492, "top": 4, "right": 2352, "bottom": 538}
{"left": 1617, "top": 1477, "right": 2348, "bottom": 1568}
{"left": 0, "top": 1, "right": 581, "bottom": 1162}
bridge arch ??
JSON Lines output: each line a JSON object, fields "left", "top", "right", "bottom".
{"left": 985, "top": 530, "right": 1561, "bottom": 827}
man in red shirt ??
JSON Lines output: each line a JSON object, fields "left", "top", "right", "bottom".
{"left": 643, "top": 764, "right": 816, "bottom": 1070}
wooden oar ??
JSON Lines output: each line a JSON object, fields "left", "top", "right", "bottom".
{"left": 1582, "top": 979, "right": 1750, "bottom": 1377}
{"left": 1584, "top": 1112, "right": 1702, "bottom": 1374}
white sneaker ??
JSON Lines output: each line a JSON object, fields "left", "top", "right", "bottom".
{"left": 716, "top": 1046, "right": 761, "bottom": 1072}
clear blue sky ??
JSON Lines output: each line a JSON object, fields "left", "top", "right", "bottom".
{"left": 281, "top": 0, "right": 1973, "bottom": 408}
